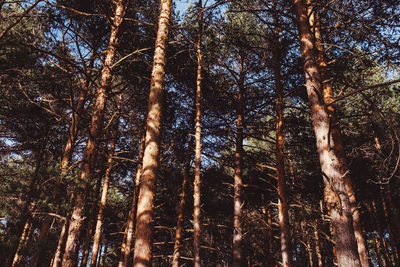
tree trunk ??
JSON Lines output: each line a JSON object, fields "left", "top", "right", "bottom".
{"left": 11, "top": 218, "right": 33, "bottom": 267}
{"left": 380, "top": 186, "right": 399, "bottom": 264}
{"left": 61, "top": 1, "right": 126, "bottom": 265}
{"left": 52, "top": 216, "right": 69, "bottom": 267}
{"left": 293, "top": 1, "right": 361, "bottom": 266}
{"left": 232, "top": 63, "right": 244, "bottom": 267}
{"left": 194, "top": 2, "right": 203, "bottom": 267}
{"left": 80, "top": 172, "right": 103, "bottom": 267}
{"left": 267, "top": 207, "right": 274, "bottom": 266}
{"left": 133, "top": 1, "right": 172, "bottom": 266}
{"left": 51, "top": 57, "right": 94, "bottom": 267}
{"left": 272, "top": 8, "right": 293, "bottom": 266}
{"left": 172, "top": 137, "right": 192, "bottom": 267}
{"left": 118, "top": 135, "right": 145, "bottom": 267}
{"left": 30, "top": 216, "right": 51, "bottom": 267}
{"left": 307, "top": 5, "right": 370, "bottom": 266}
{"left": 372, "top": 201, "right": 392, "bottom": 267}
{"left": 313, "top": 219, "right": 323, "bottom": 267}
{"left": 90, "top": 119, "right": 119, "bottom": 267}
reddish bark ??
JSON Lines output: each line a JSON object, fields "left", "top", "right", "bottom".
{"left": 172, "top": 138, "right": 192, "bottom": 267}
{"left": 232, "top": 72, "right": 244, "bottom": 267}
{"left": 272, "top": 10, "right": 293, "bottom": 266}
{"left": 118, "top": 135, "right": 145, "bottom": 267}
{"left": 133, "top": 1, "right": 172, "bottom": 266}
{"left": 293, "top": 0, "right": 361, "bottom": 266}
{"left": 61, "top": 1, "right": 126, "bottom": 265}
{"left": 193, "top": 2, "right": 203, "bottom": 267}
{"left": 90, "top": 119, "right": 119, "bottom": 267}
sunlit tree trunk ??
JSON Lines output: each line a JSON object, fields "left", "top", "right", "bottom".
{"left": 193, "top": 2, "right": 203, "bottom": 267}
{"left": 307, "top": 4, "right": 370, "bottom": 266}
{"left": 172, "top": 137, "right": 192, "bottom": 267}
{"left": 61, "top": 1, "right": 126, "bottom": 265}
{"left": 293, "top": 0, "right": 361, "bottom": 266}
{"left": 90, "top": 118, "right": 119, "bottom": 267}
{"left": 133, "top": 1, "right": 172, "bottom": 265}
{"left": 118, "top": 135, "right": 145, "bottom": 267}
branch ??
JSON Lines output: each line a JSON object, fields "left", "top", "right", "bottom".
{"left": 329, "top": 78, "right": 400, "bottom": 105}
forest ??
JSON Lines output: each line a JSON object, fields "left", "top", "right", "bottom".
{"left": 1, "top": 0, "right": 400, "bottom": 266}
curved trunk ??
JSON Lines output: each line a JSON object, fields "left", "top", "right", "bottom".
{"left": 133, "top": 1, "right": 172, "bottom": 265}
{"left": 293, "top": 0, "right": 361, "bottom": 266}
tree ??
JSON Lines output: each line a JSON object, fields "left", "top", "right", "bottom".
{"left": 133, "top": 0, "right": 172, "bottom": 265}
{"left": 293, "top": 0, "right": 361, "bottom": 265}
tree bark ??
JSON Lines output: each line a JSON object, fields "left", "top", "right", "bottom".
{"left": 51, "top": 56, "right": 94, "bottom": 267}
{"left": 193, "top": 2, "right": 203, "bottom": 267}
{"left": 133, "top": 1, "right": 172, "bottom": 266}
{"left": 293, "top": 0, "right": 361, "bottom": 266}
{"left": 272, "top": 7, "right": 293, "bottom": 266}
{"left": 80, "top": 171, "right": 103, "bottom": 267}
{"left": 11, "top": 218, "right": 33, "bottom": 267}
{"left": 313, "top": 219, "right": 323, "bottom": 267}
{"left": 307, "top": 5, "right": 370, "bottom": 266}
{"left": 90, "top": 118, "right": 119, "bottom": 267}
{"left": 61, "top": 1, "right": 126, "bottom": 265}
{"left": 172, "top": 137, "right": 192, "bottom": 267}
{"left": 118, "top": 135, "right": 145, "bottom": 267}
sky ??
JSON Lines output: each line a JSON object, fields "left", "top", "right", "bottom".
{"left": 175, "top": 0, "right": 193, "bottom": 15}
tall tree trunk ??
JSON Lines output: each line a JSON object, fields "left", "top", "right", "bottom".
{"left": 90, "top": 118, "right": 119, "bottom": 267}
{"left": 133, "top": 0, "right": 172, "bottom": 265}
{"left": 307, "top": 5, "right": 370, "bottom": 266}
{"left": 118, "top": 135, "right": 145, "bottom": 267}
{"left": 61, "top": 1, "right": 126, "bottom": 265}
{"left": 172, "top": 137, "right": 192, "bottom": 267}
{"left": 293, "top": 0, "right": 361, "bottom": 266}
{"left": 51, "top": 58, "right": 94, "bottom": 267}
{"left": 193, "top": 2, "right": 203, "bottom": 267}
{"left": 232, "top": 63, "right": 244, "bottom": 267}
{"left": 272, "top": 8, "right": 293, "bottom": 266}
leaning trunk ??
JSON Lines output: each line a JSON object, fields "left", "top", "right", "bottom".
{"left": 293, "top": 0, "right": 361, "bottom": 266}
{"left": 133, "top": 0, "right": 172, "bottom": 265}
{"left": 61, "top": 1, "right": 126, "bottom": 265}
